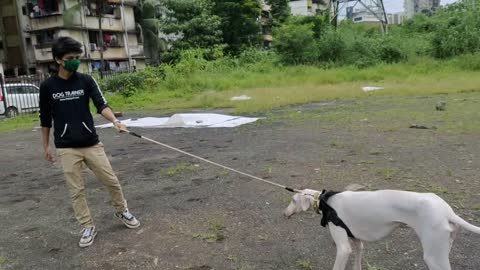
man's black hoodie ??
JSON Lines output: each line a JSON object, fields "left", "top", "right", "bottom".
{"left": 39, "top": 72, "right": 109, "bottom": 148}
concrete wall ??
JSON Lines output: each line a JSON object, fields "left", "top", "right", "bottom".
{"left": 289, "top": 0, "right": 309, "bottom": 16}
{"left": 123, "top": 6, "right": 136, "bottom": 31}
{"left": 90, "top": 47, "right": 127, "bottom": 60}
{"left": 85, "top": 16, "right": 124, "bottom": 32}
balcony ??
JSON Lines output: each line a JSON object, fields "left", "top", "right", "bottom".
{"left": 28, "top": 0, "right": 62, "bottom": 19}
{"left": 29, "top": 15, "right": 66, "bottom": 31}
{"left": 85, "top": 16, "right": 125, "bottom": 32}
{"left": 129, "top": 45, "right": 144, "bottom": 57}
{"left": 33, "top": 47, "right": 53, "bottom": 62}
{"left": 89, "top": 47, "right": 127, "bottom": 60}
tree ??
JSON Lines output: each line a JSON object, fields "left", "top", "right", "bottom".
{"left": 266, "top": 0, "right": 290, "bottom": 25}
{"left": 212, "top": 0, "right": 262, "bottom": 54}
{"left": 161, "top": 0, "right": 223, "bottom": 50}
{"left": 273, "top": 22, "right": 318, "bottom": 64}
{"left": 136, "top": 0, "right": 223, "bottom": 63}
{"left": 135, "top": 0, "right": 168, "bottom": 65}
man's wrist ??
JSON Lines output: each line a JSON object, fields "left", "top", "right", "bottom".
{"left": 113, "top": 119, "right": 121, "bottom": 124}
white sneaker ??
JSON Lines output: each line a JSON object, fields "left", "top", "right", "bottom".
{"left": 114, "top": 209, "right": 140, "bottom": 229}
{"left": 79, "top": 226, "right": 97, "bottom": 248}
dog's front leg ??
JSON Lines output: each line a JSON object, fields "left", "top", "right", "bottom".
{"left": 351, "top": 239, "right": 364, "bottom": 270}
{"left": 329, "top": 224, "right": 352, "bottom": 270}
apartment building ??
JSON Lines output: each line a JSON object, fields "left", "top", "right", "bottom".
{"left": 387, "top": 12, "right": 406, "bottom": 25}
{"left": 0, "top": 0, "right": 145, "bottom": 76}
{"left": 260, "top": 3, "right": 272, "bottom": 48}
{"left": 404, "top": 0, "right": 440, "bottom": 18}
{"left": 289, "top": 0, "right": 328, "bottom": 16}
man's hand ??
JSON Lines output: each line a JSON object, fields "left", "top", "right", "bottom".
{"left": 44, "top": 147, "right": 55, "bottom": 162}
{"left": 113, "top": 120, "right": 127, "bottom": 132}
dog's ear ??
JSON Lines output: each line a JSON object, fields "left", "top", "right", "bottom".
{"left": 299, "top": 195, "right": 312, "bottom": 211}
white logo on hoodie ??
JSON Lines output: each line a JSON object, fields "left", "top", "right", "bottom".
{"left": 52, "top": 89, "right": 85, "bottom": 101}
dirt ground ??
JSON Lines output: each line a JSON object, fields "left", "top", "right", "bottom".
{"left": 0, "top": 100, "right": 479, "bottom": 270}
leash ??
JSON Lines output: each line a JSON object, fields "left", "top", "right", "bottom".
{"left": 121, "top": 129, "right": 301, "bottom": 194}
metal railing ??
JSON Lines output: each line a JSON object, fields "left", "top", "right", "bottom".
{"left": 0, "top": 69, "right": 134, "bottom": 118}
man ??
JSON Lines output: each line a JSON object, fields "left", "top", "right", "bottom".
{"left": 39, "top": 37, "right": 140, "bottom": 248}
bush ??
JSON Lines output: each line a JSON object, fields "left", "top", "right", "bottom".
{"left": 273, "top": 21, "right": 318, "bottom": 64}
{"left": 100, "top": 67, "right": 164, "bottom": 97}
{"left": 450, "top": 53, "right": 480, "bottom": 71}
{"left": 379, "top": 41, "right": 407, "bottom": 64}
{"left": 317, "top": 30, "right": 346, "bottom": 63}
{"left": 405, "top": 1, "right": 480, "bottom": 58}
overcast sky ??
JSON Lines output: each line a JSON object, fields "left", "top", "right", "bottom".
{"left": 384, "top": 0, "right": 458, "bottom": 13}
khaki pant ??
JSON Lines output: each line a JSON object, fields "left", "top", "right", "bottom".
{"left": 58, "top": 143, "right": 127, "bottom": 227}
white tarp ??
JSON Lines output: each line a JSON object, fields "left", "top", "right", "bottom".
{"left": 230, "top": 95, "right": 252, "bottom": 101}
{"left": 362, "top": 86, "right": 384, "bottom": 92}
{"left": 96, "top": 113, "right": 261, "bottom": 129}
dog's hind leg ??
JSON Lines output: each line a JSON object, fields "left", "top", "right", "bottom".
{"left": 418, "top": 229, "right": 452, "bottom": 270}
{"left": 351, "top": 239, "right": 364, "bottom": 270}
{"left": 329, "top": 224, "right": 352, "bottom": 270}
{"left": 449, "top": 223, "right": 459, "bottom": 252}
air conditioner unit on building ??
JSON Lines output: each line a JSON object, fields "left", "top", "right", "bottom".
{"left": 90, "top": 43, "right": 97, "bottom": 51}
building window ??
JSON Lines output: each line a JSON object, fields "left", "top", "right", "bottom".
{"left": 0, "top": 41, "right": 3, "bottom": 49}
{"left": 28, "top": 0, "right": 60, "bottom": 18}
{"left": 88, "top": 31, "right": 123, "bottom": 49}
{"left": 26, "top": 37, "right": 32, "bottom": 45}
{"left": 36, "top": 30, "right": 56, "bottom": 47}
{"left": 86, "top": 0, "right": 119, "bottom": 17}
{"left": 88, "top": 31, "right": 101, "bottom": 51}
{"left": 103, "top": 5, "right": 116, "bottom": 15}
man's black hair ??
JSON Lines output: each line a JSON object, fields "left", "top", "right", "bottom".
{"left": 52, "top": 37, "right": 83, "bottom": 61}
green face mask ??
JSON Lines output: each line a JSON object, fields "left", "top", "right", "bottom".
{"left": 63, "top": 59, "right": 81, "bottom": 72}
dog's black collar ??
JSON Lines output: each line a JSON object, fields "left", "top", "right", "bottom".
{"left": 319, "top": 190, "right": 355, "bottom": 239}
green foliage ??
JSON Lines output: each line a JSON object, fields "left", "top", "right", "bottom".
{"left": 135, "top": 0, "right": 480, "bottom": 67}
{"left": 273, "top": 20, "right": 318, "bottom": 64}
{"left": 267, "top": 0, "right": 291, "bottom": 24}
{"left": 430, "top": 9, "right": 480, "bottom": 58}
{"left": 159, "top": 0, "right": 223, "bottom": 62}
{"left": 271, "top": 1, "right": 480, "bottom": 65}
{"left": 99, "top": 67, "right": 164, "bottom": 98}
{"left": 317, "top": 29, "right": 346, "bottom": 63}
{"left": 449, "top": 53, "right": 480, "bottom": 71}
{"left": 404, "top": 0, "right": 480, "bottom": 58}
{"left": 212, "top": 0, "right": 262, "bottom": 54}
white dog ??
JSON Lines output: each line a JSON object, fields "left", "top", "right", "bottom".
{"left": 284, "top": 189, "right": 480, "bottom": 270}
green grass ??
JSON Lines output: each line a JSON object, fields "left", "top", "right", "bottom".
{"left": 0, "top": 115, "right": 38, "bottom": 133}
{"left": 378, "top": 167, "right": 398, "bottom": 180}
{"left": 296, "top": 259, "right": 313, "bottom": 270}
{"left": 366, "top": 262, "right": 385, "bottom": 270}
{"left": 161, "top": 162, "right": 197, "bottom": 177}
{"left": 2, "top": 56, "right": 480, "bottom": 133}
{"left": 192, "top": 220, "right": 225, "bottom": 243}
{"left": 268, "top": 91, "right": 480, "bottom": 134}
{"left": 104, "top": 57, "right": 480, "bottom": 115}
{"left": 0, "top": 256, "right": 6, "bottom": 267}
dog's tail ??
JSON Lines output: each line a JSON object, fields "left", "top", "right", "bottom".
{"left": 449, "top": 212, "right": 480, "bottom": 234}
